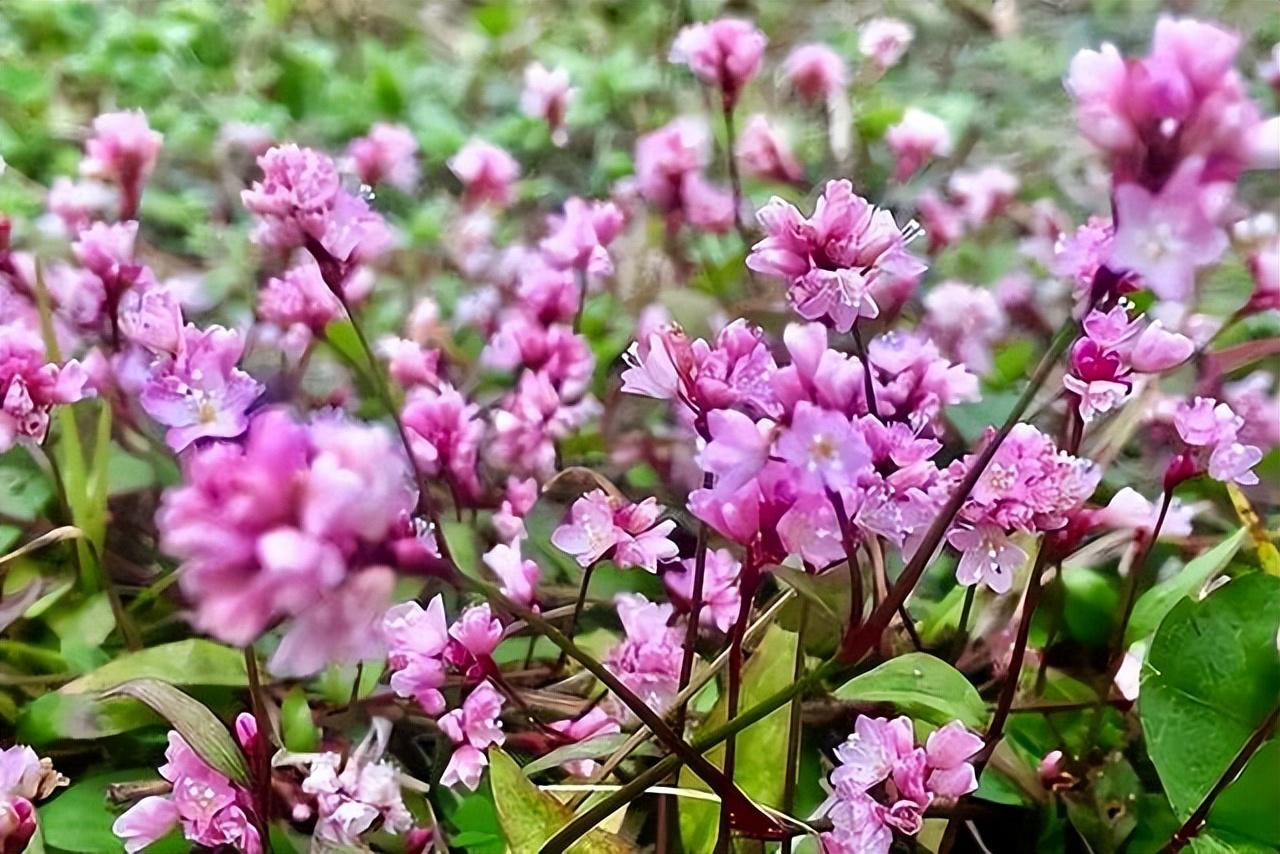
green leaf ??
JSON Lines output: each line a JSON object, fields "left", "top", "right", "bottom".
{"left": 38, "top": 769, "right": 187, "bottom": 854}
{"left": 521, "top": 733, "right": 633, "bottom": 776}
{"left": 1205, "top": 738, "right": 1280, "bottom": 849}
{"left": 104, "top": 679, "right": 251, "bottom": 786}
{"left": 487, "top": 748, "right": 635, "bottom": 853}
{"left": 1127, "top": 528, "right": 1248, "bottom": 645}
{"left": 61, "top": 639, "right": 247, "bottom": 694}
{"left": 774, "top": 566, "right": 851, "bottom": 657}
{"left": 281, "top": 685, "right": 320, "bottom": 753}
{"left": 1140, "top": 573, "right": 1280, "bottom": 834}
{"left": 834, "top": 652, "right": 988, "bottom": 729}
{"left": 679, "top": 624, "right": 799, "bottom": 854}
{"left": 16, "top": 692, "right": 160, "bottom": 745}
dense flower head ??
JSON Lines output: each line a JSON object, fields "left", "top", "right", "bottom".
{"left": 113, "top": 715, "right": 261, "bottom": 853}
{"left": 448, "top": 139, "right": 520, "bottom": 209}
{"left": 521, "top": 62, "right": 575, "bottom": 146}
{"left": 885, "top": 108, "right": 952, "bottom": 182}
{"left": 922, "top": 281, "right": 1006, "bottom": 374}
{"left": 1172, "top": 396, "right": 1262, "bottom": 485}
{"left": 551, "top": 488, "right": 679, "bottom": 572}
{"left": 669, "top": 18, "right": 767, "bottom": 106}
{"left": 858, "top": 18, "right": 914, "bottom": 71}
{"left": 487, "top": 369, "right": 599, "bottom": 479}
{"left": 539, "top": 196, "right": 624, "bottom": 278}
{"left": 603, "top": 593, "right": 686, "bottom": 721}
{"left": 822, "top": 716, "right": 981, "bottom": 854}
{"left": 301, "top": 719, "right": 413, "bottom": 844}
{"left": 402, "top": 383, "right": 484, "bottom": 502}
{"left": 947, "top": 166, "right": 1019, "bottom": 226}
{"left": 157, "top": 408, "right": 414, "bottom": 672}
{"left": 1064, "top": 303, "right": 1193, "bottom": 422}
{"left": 346, "top": 122, "right": 420, "bottom": 191}
{"left": 782, "top": 43, "right": 848, "bottom": 103}
{"left": 663, "top": 546, "right": 742, "bottom": 632}
{"left": 242, "top": 144, "right": 392, "bottom": 264}
{"left": 736, "top": 114, "right": 804, "bottom": 184}
{"left": 483, "top": 318, "right": 595, "bottom": 400}
{"left": 747, "top": 180, "right": 927, "bottom": 332}
{"left": 621, "top": 318, "right": 779, "bottom": 421}
{"left": 633, "top": 117, "right": 734, "bottom": 230}
{"left": 81, "top": 109, "right": 163, "bottom": 207}
{"left": 1067, "top": 17, "right": 1272, "bottom": 188}
{"left": 257, "top": 261, "right": 342, "bottom": 335}
{"left": 944, "top": 424, "right": 1100, "bottom": 592}
{"left": 0, "top": 323, "right": 92, "bottom": 451}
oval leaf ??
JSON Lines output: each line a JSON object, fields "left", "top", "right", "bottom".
{"left": 488, "top": 748, "right": 636, "bottom": 854}
{"left": 61, "top": 639, "right": 248, "bottom": 694}
{"left": 1126, "top": 527, "right": 1247, "bottom": 646}
{"left": 104, "top": 679, "right": 251, "bottom": 786}
{"left": 1140, "top": 573, "right": 1280, "bottom": 830}
{"left": 834, "top": 652, "right": 988, "bottom": 729}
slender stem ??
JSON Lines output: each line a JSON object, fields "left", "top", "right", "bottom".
{"left": 957, "top": 586, "right": 977, "bottom": 639}
{"left": 780, "top": 601, "right": 810, "bottom": 854}
{"left": 720, "top": 96, "right": 751, "bottom": 243}
{"left": 243, "top": 648, "right": 274, "bottom": 853}
{"left": 939, "top": 545, "right": 1055, "bottom": 853}
{"left": 715, "top": 550, "right": 760, "bottom": 852}
{"left": 850, "top": 324, "right": 879, "bottom": 419}
{"left": 1163, "top": 703, "right": 1280, "bottom": 853}
{"left": 840, "top": 319, "right": 1077, "bottom": 666}
{"left": 676, "top": 472, "right": 715, "bottom": 733}
{"left": 828, "top": 489, "right": 864, "bottom": 631}
{"left": 571, "top": 268, "right": 589, "bottom": 335}
{"left": 1034, "top": 570, "right": 1066, "bottom": 697}
{"left": 554, "top": 562, "right": 596, "bottom": 671}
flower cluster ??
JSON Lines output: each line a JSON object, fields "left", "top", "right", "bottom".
{"left": 113, "top": 715, "right": 261, "bottom": 853}
{"left": 821, "top": 716, "right": 982, "bottom": 854}
{"left": 0, "top": 745, "right": 66, "bottom": 854}
{"left": 299, "top": 719, "right": 414, "bottom": 844}
{"left": 634, "top": 117, "right": 735, "bottom": 233}
{"left": 1171, "top": 397, "right": 1262, "bottom": 486}
{"left": 944, "top": 425, "right": 1101, "bottom": 593}
{"left": 0, "top": 324, "right": 92, "bottom": 451}
{"left": 602, "top": 593, "right": 687, "bottom": 721}
{"left": 551, "top": 489, "right": 679, "bottom": 572}
{"left": 669, "top": 18, "right": 766, "bottom": 107}
{"left": 345, "top": 122, "right": 420, "bottom": 192}
{"left": 747, "top": 180, "right": 926, "bottom": 332}
{"left": 157, "top": 408, "right": 414, "bottom": 675}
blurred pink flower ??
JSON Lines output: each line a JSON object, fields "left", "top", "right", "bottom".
{"left": 45, "top": 177, "right": 114, "bottom": 236}
{"left": 448, "top": 139, "right": 520, "bottom": 209}
{"left": 521, "top": 63, "right": 574, "bottom": 146}
{"left": 0, "top": 325, "right": 92, "bottom": 452}
{"left": 782, "top": 43, "right": 848, "bottom": 103}
{"left": 663, "top": 547, "right": 742, "bottom": 633}
{"left": 540, "top": 197, "right": 624, "bottom": 278}
{"left": 948, "top": 166, "right": 1019, "bottom": 226}
{"left": 604, "top": 594, "right": 686, "bottom": 720}
{"left": 402, "top": 383, "right": 484, "bottom": 501}
{"left": 736, "top": 114, "right": 803, "bottom": 184}
{"left": 858, "top": 18, "right": 913, "bottom": 71}
{"left": 81, "top": 109, "right": 162, "bottom": 215}
{"left": 885, "top": 108, "right": 951, "bottom": 182}
{"left": 922, "top": 281, "right": 1006, "bottom": 375}
{"left": 346, "top": 122, "right": 419, "bottom": 191}
{"left": 669, "top": 18, "right": 766, "bottom": 106}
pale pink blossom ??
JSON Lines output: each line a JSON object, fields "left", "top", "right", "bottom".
{"left": 0, "top": 324, "right": 92, "bottom": 452}
{"left": 448, "top": 139, "right": 520, "bottom": 209}
{"left": 858, "top": 19, "right": 913, "bottom": 71}
{"left": 603, "top": 594, "right": 686, "bottom": 721}
{"left": 521, "top": 63, "right": 575, "bottom": 146}
{"left": 1094, "top": 488, "right": 1196, "bottom": 538}
{"left": 45, "top": 177, "right": 114, "bottom": 236}
{"left": 540, "top": 197, "right": 624, "bottom": 278}
{"left": 922, "top": 281, "right": 1005, "bottom": 374}
{"left": 547, "top": 708, "right": 622, "bottom": 777}
{"left": 885, "top": 109, "right": 952, "bottom": 182}
{"left": 663, "top": 547, "right": 742, "bottom": 633}
{"left": 483, "top": 540, "right": 540, "bottom": 607}
{"left": 383, "top": 596, "right": 451, "bottom": 715}
{"left": 775, "top": 401, "right": 872, "bottom": 494}
{"left": 551, "top": 489, "right": 679, "bottom": 572}
{"left": 736, "top": 115, "right": 803, "bottom": 184}
{"left": 439, "top": 681, "right": 506, "bottom": 790}
{"left": 402, "top": 383, "right": 484, "bottom": 502}
{"left": 669, "top": 18, "right": 766, "bottom": 106}
{"left": 346, "top": 122, "right": 419, "bottom": 191}
{"left": 81, "top": 109, "right": 162, "bottom": 215}
{"left": 948, "top": 166, "right": 1019, "bottom": 226}
{"left": 782, "top": 44, "right": 848, "bottom": 103}
{"left": 301, "top": 719, "right": 413, "bottom": 844}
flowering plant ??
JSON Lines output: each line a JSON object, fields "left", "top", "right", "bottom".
{"left": 0, "top": 3, "right": 1277, "bottom": 854}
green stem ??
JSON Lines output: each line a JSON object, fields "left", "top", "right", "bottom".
{"left": 780, "top": 601, "right": 810, "bottom": 854}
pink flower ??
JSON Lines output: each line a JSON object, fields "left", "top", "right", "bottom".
{"left": 402, "top": 384, "right": 484, "bottom": 502}
{"left": 346, "top": 122, "right": 419, "bottom": 191}
{"left": 747, "top": 180, "right": 927, "bottom": 332}
{"left": 948, "top": 166, "right": 1019, "bottom": 226}
{"left": 380, "top": 337, "right": 442, "bottom": 390}
{"left": 547, "top": 708, "right": 621, "bottom": 777}
{"left": 113, "top": 716, "right": 261, "bottom": 854}
{"left": 697, "top": 408, "right": 775, "bottom": 492}
{"left": 493, "top": 475, "right": 539, "bottom": 542}
{"left": 1109, "top": 163, "right": 1230, "bottom": 302}
{"left": 521, "top": 63, "right": 575, "bottom": 147}
{"left": 0, "top": 325, "right": 92, "bottom": 452}
{"left": 487, "top": 370, "right": 598, "bottom": 479}
{"left": 448, "top": 604, "right": 504, "bottom": 667}
{"left": 439, "top": 681, "right": 506, "bottom": 790}
{"left": 916, "top": 190, "right": 966, "bottom": 252}
{"left": 158, "top": 409, "right": 414, "bottom": 668}
{"left": 383, "top": 596, "right": 451, "bottom": 715}
{"left": 782, "top": 44, "right": 848, "bottom": 103}
{"left": 136, "top": 317, "right": 263, "bottom": 451}
{"left": 540, "top": 197, "right": 624, "bottom": 278}
{"left": 775, "top": 401, "right": 872, "bottom": 494}
{"left": 0, "top": 746, "right": 64, "bottom": 804}
{"left": 551, "top": 489, "right": 678, "bottom": 572}
{"left": 1245, "top": 237, "right": 1280, "bottom": 313}
{"left": 448, "top": 139, "right": 520, "bottom": 209}
{"left": 669, "top": 18, "right": 766, "bottom": 107}
{"left": 924, "top": 722, "right": 984, "bottom": 801}
{"left": 301, "top": 719, "right": 413, "bottom": 844}
{"left": 603, "top": 594, "right": 686, "bottom": 721}
{"left": 257, "top": 261, "right": 342, "bottom": 337}
{"left": 663, "top": 547, "right": 742, "bottom": 633}
{"left": 922, "top": 281, "right": 1006, "bottom": 374}
{"left": 270, "top": 567, "right": 394, "bottom": 677}
{"left": 242, "top": 145, "right": 391, "bottom": 265}
{"left": 483, "top": 318, "right": 594, "bottom": 400}
{"left": 81, "top": 110, "right": 162, "bottom": 212}
{"left": 45, "top": 177, "right": 114, "bottom": 236}
{"left": 1173, "top": 397, "right": 1240, "bottom": 447}
{"left": 483, "top": 540, "right": 540, "bottom": 607}
{"left": 1223, "top": 372, "right": 1280, "bottom": 449}
{"left": 858, "top": 18, "right": 913, "bottom": 71}
{"left": 680, "top": 172, "right": 737, "bottom": 234}
{"left": 885, "top": 108, "right": 952, "bottom": 182}
{"left": 736, "top": 115, "right": 803, "bottom": 184}
{"left": 634, "top": 118, "right": 710, "bottom": 215}
{"left": 1094, "top": 488, "right": 1196, "bottom": 539}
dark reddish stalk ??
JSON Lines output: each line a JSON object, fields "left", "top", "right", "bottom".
{"left": 780, "top": 601, "right": 810, "bottom": 854}
{"left": 1163, "top": 703, "right": 1280, "bottom": 853}
{"left": 938, "top": 544, "right": 1057, "bottom": 853}
{"left": 242, "top": 648, "right": 274, "bottom": 853}
{"left": 850, "top": 324, "right": 880, "bottom": 419}
{"left": 715, "top": 547, "right": 762, "bottom": 852}
{"left": 828, "top": 489, "right": 864, "bottom": 630}
{"left": 839, "top": 319, "right": 1077, "bottom": 665}
{"left": 554, "top": 561, "right": 597, "bottom": 671}
{"left": 675, "top": 471, "right": 716, "bottom": 732}
{"left": 720, "top": 96, "right": 751, "bottom": 244}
